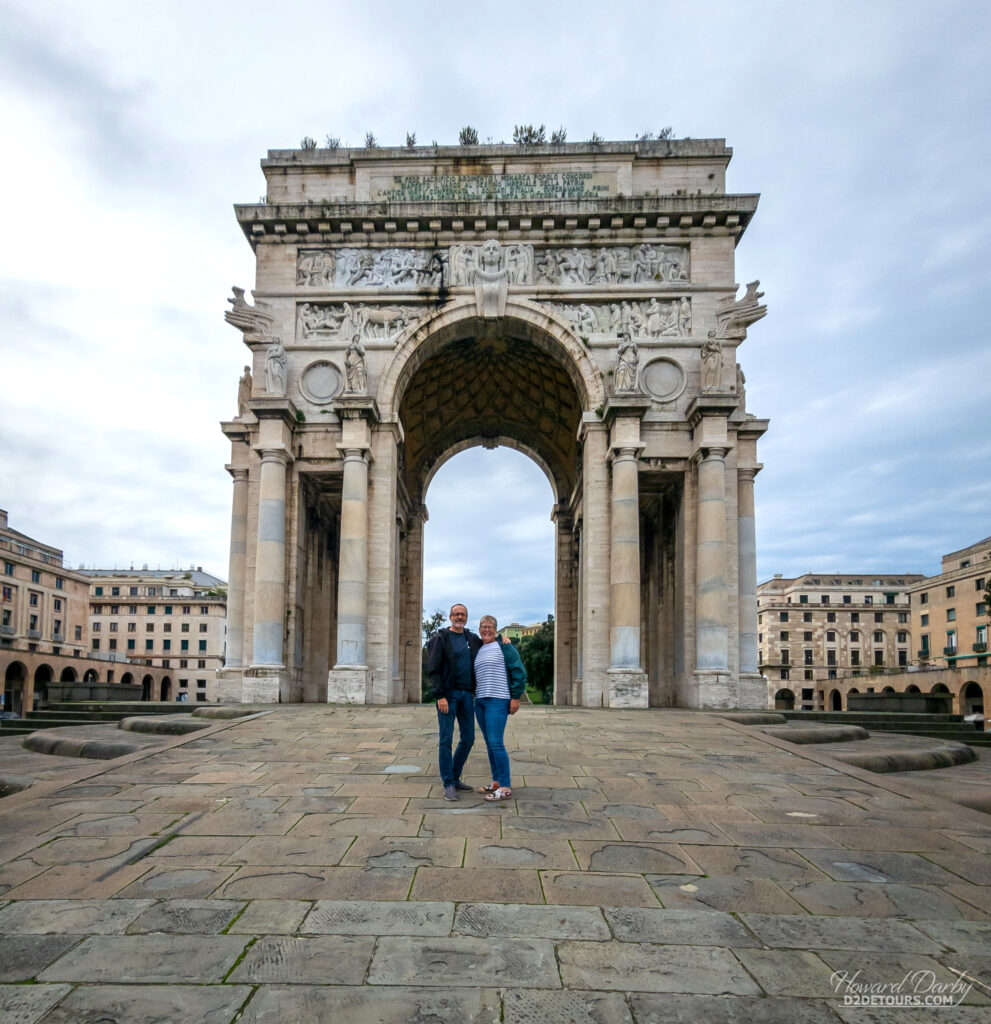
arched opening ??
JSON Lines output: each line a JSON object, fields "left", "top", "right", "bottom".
{"left": 905, "top": 683, "right": 920, "bottom": 693}
{"left": 930, "top": 682, "right": 950, "bottom": 695}
{"left": 848, "top": 687, "right": 859, "bottom": 696}
{"left": 160, "top": 677, "right": 172, "bottom": 702}
{"left": 120, "top": 672, "right": 134, "bottom": 686}
{"left": 83, "top": 669, "right": 99, "bottom": 683}
{"left": 141, "top": 674, "right": 153, "bottom": 701}
{"left": 59, "top": 666, "right": 78, "bottom": 682}
{"left": 882, "top": 686, "right": 896, "bottom": 694}
{"left": 774, "top": 688, "right": 795, "bottom": 711}
{"left": 829, "top": 689, "right": 842, "bottom": 710}
{"left": 422, "top": 446, "right": 555, "bottom": 702}
{"left": 3, "top": 661, "right": 27, "bottom": 716}
{"left": 33, "top": 664, "right": 53, "bottom": 709}
{"left": 962, "top": 681, "right": 984, "bottom": 717}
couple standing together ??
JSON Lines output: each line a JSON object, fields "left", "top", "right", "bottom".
{"left": 426, "top": 604, "right": 527, "bottom": 803}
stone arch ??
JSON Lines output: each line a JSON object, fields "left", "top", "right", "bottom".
{"left": 377, "top": 298, "right": 605, "bottom": 418}
{"left": 905, "top": 683, "right": 920, "bottom": 693}
{"left": 962, "top": 681, "right": 983, "bottom": 716}
{"left": 423, "top": 436, "right": 559, "bottom": 504}
{"left": 930, "top": 682, "right": 950, "bottom": 695}
{"left": 33, "top": 664, "right": 53, "bottom": 710}
{"left": 829, "top": 688, "right": 842, "bottom": 710}
{"left": 160, "top": 677, "right": 172, "bottom": 701}
{"left": 59, "top": 666, "right": 78, "bottom": 682}
{"left": 882, "top": 685, "right": 896, "bottom": 694}
{"left": 774, "top": 688, "right": 795, "bottom": 711}
{"left": 83, "top": 669, "right": 99, "bottom": 683}
{"left": 142, "top": 675, "right": 154, "bottom": 701}
{"left": 120, "top": 672, "right": 134, "bottom": 686}
{"left": 3, "top": 660, "right": 27, "bottom": 716}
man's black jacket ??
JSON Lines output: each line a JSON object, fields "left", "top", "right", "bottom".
{"left": 426, "top": 628, "right": 482, "bottom": 701}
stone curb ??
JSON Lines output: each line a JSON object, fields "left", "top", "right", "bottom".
{"left": 831, "top": 741, "right": 977, "bottom": 773}
{"left": 119, "top": 716, "right": 213, "bottom": 735}
{"left": 760, "top": 724, "right": 870, "bottom": 743}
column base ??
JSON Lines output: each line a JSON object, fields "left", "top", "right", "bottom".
{"left": 243, "top": 666, "right": 289, "bottom": 703}
{"left": 606, "top": 668, "right": 649, "bottom": 708}
{"left": 693, "top": 669, "right": 734, "bottom": 709}
{"left": 327, "top": 665, "right": 370, "bottom": 704}
{"left": 215, "top": 668, "right": 244, "bottom": 704}
{"left": 736, "top": 673, "right": 768, "bottom": 710}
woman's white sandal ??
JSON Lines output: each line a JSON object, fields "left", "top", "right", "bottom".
{"left": 484, "top": 787, "right": 513, "bottom": 802}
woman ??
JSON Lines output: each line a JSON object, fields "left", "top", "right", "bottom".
{"left": 473, "top": 615, "right": 527, "bottom": 802}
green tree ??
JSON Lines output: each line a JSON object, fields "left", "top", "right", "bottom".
{"left": 420, "top": 609, "right": 446, "bottom": 702}
{"left": 459, "top": 125, "right": 479, "bottom": 145}
{"left": 519, "top": 615, "right": 554, "bottom": 703}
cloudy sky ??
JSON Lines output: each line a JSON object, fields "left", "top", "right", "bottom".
{"left": 1, "top": 1, "right": 988, "bottom": 631}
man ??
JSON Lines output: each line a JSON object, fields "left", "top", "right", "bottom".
{"left": 426, "top": 603, "right": 481, "bottom": 801}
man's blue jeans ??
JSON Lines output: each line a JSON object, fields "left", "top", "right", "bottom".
{"left": 437, "top": 689, "right": 474, "bottom": 786}
{"left": 475, "top": 696, "right": 511, "bottom": 789}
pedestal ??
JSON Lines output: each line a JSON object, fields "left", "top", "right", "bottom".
{"left": 243, "top": 666, "right": 288, "bottom": 703}
{"left": 327, "top": 666, "right": 370, "bottom": 704}
{"left": 606, "top": 667, "right": 649, "bottom": 708}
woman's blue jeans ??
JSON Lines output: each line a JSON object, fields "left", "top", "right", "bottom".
{"left": 475, "top": 696, "right": 511, "bottom": 789}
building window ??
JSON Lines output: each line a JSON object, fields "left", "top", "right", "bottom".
{"left": 851, "top": 612, "right": 860, "bottom": 623}
{"left": 874, "top": 612, "right": 883, "bottom": 623}
{"left": 885, "top": 593, "right": 896, "bottom": 605}
{"left": 2, "top": 609, "right": 10, "bottom": 626}
{"left": 163, "top": 623, "right": 171, "bottom": 633}
{"left": 163, "top": 640, "right": 171, "bottom": 651}
{"left": 826, "top": 631, "right": 836, "bottom": 642}
{"left": 821, "top": 596, "right": 830, "bottom": 604}
{"left": 799, "top": 595, "right": 808, "bottom": 604}
{"left": 164, "top": 605, "right": 173, "bottom": 615}
{"left": 920, "top": 634, "right": 929, "bottom": 653}
{"left": 197, "top": 679, "right": 207, "bottom": 688}
{"left": 873, "top": 631, "right": 883, "bottom": 643}
{"left": 53, "top": 598, "right": 62, "bottom": 612}
{"left": 827, "top": 612, "right": 836, "bottom": 622}
{"left": 804, "top": 649, "right": 813, "bottom": 665}
{"left": 199, "top": 623, "right": 208, "bottom": 633}
{"left": 898, "top": 650, "right": 907, "bottom": 666}
{"left": 827, "top": 650, "right": 836, "bottom": 666}
{"left": 920, "top": 592, "right": 928, "bottom": 604}
{"left": 29, "top": 592, "right": 39, "bottom": 607}
{"left": 781, "top": 650, "right": 790, "bottom": 664}
{"left": 897, "top": 631, "right": 908, "bottom": 644}
{"left": 874, "top": 650, "right": 884, "bottom": 666}
{"left": 55, "top": 577, "right": 63, "bottom": 590}
{"left": 92, "top": 639, "right": 100, "bottom": 650}
{"left": 127, "top": 639, "right": 135, "bottom": 650}
{"left": 828, "top": 669, "right": 837, "bottom": 679}
{"left": 946, "top": 585, "right": 955, "bottom": 598}
{"left": 110, "top": 605, "right": 119, "bottom": 614}
{"left": 780, "top": 631, "right": 789, "bottom": 641}
{"left": 111, "top": 587, "right": 120, "bottom": 596}
{"left": 197, "top": 659, "right": 206, "bottom": 668}
{"left": 147, "top": 587, "right": 157, "bottom": 596}
{"left": 128, "top": 604, "right": 137, "bottom": 614}
{"left": 127, "top": 622, "right": 136, "bottom": 632}
{"left": 947, "top": 608, "right": 956, "bottom": 622}
{"left": 146, "top": 622, "right": 155, "bottom": 632}
{"left": 921, "top": 614, "right": 928, "bottom": 626}
{"left": 145, "top": 640, "right": 153, "bottom": 651}
{"left": 898, "top": 612, "right": 908, "bottom": 623}
{"left": 3, "top": 562, "right": 13, "bottom": 575}
{"left": 108, "top": 639, "right": 117, "bottom": 651}
{"left": 95, "top": 586, "right": 103, "bottom": 596}
{"left": 109, "top": 622, "right": 118, "bottom": 632}
{"left": 179, "top": 659, "right": 188, "bottom": 668}
{"left": 851, "top": 650, "right": 860, "bottom": 666}
{"left": 92, "top": 622, "right": 101, "bottom": 632}
{"left": 196, "top": 693, "right": 207, "bottom": 702}
{"left": 31, "top": 570, "right": 40, "bottom": 583}
{"left": 1, "top": 585, "right": 12, "bottom": 602}
{"left": 804, "top": 631, "right": 813, "bottom": 642}
{"left": 74, "top": 625, "right": 82, "bottom": 641}
{"left": 780, "top": 668, "right": 790, "bottom": 680}
{"left": 976, "top": 577, "right": 986, "bottom": 591}
{"left": 129, "top": 586, "right": 138, "bottom": 596}
{"left": 803, "top": 612, "right": 812, "bottom": 623}
{"left": 181, "top": 623, "right": 190, "bottom": 633}
{"left": 864, "top": 595, "right": 873, "bottom": 605}
{"left": 946, "top": 630, "right": 956, "bottom": 652}
{"left": 181, "top": 640, "right": 189, "bottom": 651}
{"left": 198, "top": 640, "right": 207, "bottom": 652}
{"left": 779, "top": 612, "right": 789, "bottom": 622}
{"left": 182, "top": 605, "right": 191, "bottom": 615}
{"left": 804, "top": 670, "right": 814, "bottom": 680}
{"left": 977, "top": 625, "right": 987, "bottom": 645}
{"left": 977, "top": 603, "right": 987, "bottom": 617}
{"left": 200, "top": 605, "right": 209, "bottom": 615}
{"left": 29, "top": 614, "right": 38, "bottom": 629}
{"left": 147, "top": 605, "right": 156, "bottom": 614}
{"left": 843, "top": 595, "right": 851, "bottom": 604}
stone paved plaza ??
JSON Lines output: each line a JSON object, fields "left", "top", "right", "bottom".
{"left": 1, "top": 705, "right": 990, "bottom": 1022}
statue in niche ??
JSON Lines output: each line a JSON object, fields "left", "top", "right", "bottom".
{"left": 679, "top": 297, "right": 692, "bottom": 335}
{"left": 735, "top": 363, "right": 747, "bottom": 409}
{"left": 615, "top": 331, "right": 639, "bottom": 391}
{"left": 264, "top": 338, "right": 288, "bottom": 396}
{"left": 701, "top": 331, "right": 723, "bottom": 392}
{"left": 237, "top": 366, "right": 252, "bottom": 416}
{"left": 345, "top": 334, "right": 367, "bottom": 393}
{"left": 475, "top": 239, "right": 508, "bottom": 318}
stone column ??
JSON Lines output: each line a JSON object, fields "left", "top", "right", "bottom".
{"left": 694, "top": 447, "right": 731, "bottom": 704}
{"left": 579, "top": 421, "right": 610, "bottom": 707}
{"left": 328, "top": 447, "right": 371, "bottom": 703}
{"left": 245, "top": 448, "right": 289, "bottom": 702}
{"left": 552, "top": 507, "right": 574, "bottom": 705}
{"left": 737, "top": 467, "right": 763, "bottom": 707}
{"left": 606, "top": 446, "right": 648, "bottom": 707}
{"left": 225, "top": 467, "right": 249, "bottom": 669}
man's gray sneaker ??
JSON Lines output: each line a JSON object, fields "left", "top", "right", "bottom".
{"left": 453, "top": 781, "right": 472, "bottom": 791}
{"left": 443, "top": 785, "right": 457, "bottom": 801}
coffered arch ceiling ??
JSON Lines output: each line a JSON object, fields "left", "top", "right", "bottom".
{"left": 398, "top": 332, "right": 583, "bottom": 505}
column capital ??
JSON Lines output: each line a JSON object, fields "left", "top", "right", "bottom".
{"left": 608, "top": 444, "right": 644, "bottom": 465}
{"left": 693, "top": 446, "right": 728, "bottom": 466}
{"left": 334, "top": 394, "right": 381, "bottom": 423}
{"left": 337, "top": 446, "right": 371, "bottom": 464}
{"left": 226, "top": 465, "right": 249, "bottom": 482}
{"left": 257, "top": 447, "right": 291, "bottom": 466}
{"left": 737, "top": 464, "right": 762, "bottom": 482}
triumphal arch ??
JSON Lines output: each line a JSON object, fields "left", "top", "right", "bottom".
{"left": 217, "top": 139, "right": 768, "bottom": 709}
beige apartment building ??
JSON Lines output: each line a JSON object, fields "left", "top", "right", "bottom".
{"left": 84, "top": 569, "right": 228, "bottom": 703}
{"left": 909, "top": 536, "right": 990, "bottom": 669}
{"left": 758, "top": 573, "right": 923, "bottom": 709}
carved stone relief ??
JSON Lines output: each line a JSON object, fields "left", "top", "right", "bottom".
{"left": 535, "top": 244, "right": 689, "bottom": 286}
{"left": 548, "top": 297, "right": 691, "bottom": 338}
{"left": 225, "top": 286, "right": 273, "bottom": 337}
{"left": 297, "top": 302, "right": 421, "bottom": 343}
{"left": 717, "top": 280, "right": 767, "bottom": 335}
{"left": 450, "top": 243, "right": 533, "bottom": 286}
{"left": 264, "top": 339, "right": 288, "bottom": 396}
{"left": 298, "top": 361, "right": 342, "bottom": 404}
{"left": 701, "top": 331, "right": 724, "bottom": 391}
{"left": 615, "top": 332, "right": 639, "bottom": 391}
{"left": 297, "top": 248, "right": 447, "bottom": 289}
{"left": 344, "top": 336, "right": 368, "bottom": 393}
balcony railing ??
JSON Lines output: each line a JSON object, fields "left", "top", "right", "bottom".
{"left": 27, "top": 629, "right": 41, "bottom": 639}
{"left": 943, "top": 646, "right": 957, "bottom": 656}
{"left": 0, "top": 624, "right": 14, "bottom": 636}
{"left": 974, "top": 643, "right": 988, "bottom": 654}
{"left": 917, "top": 649, "right": 930, "bottom": 658}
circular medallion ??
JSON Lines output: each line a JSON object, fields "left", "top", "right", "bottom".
{"left": 299, "top": 361, "right": 342, "bottom": 404}
{"left": 641, "top": 357, "right": 686, "bottom": 403}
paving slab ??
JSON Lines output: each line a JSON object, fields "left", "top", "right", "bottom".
{"left": 0, "top": 898, "right": 155, "bottom": 934}
{"left": 228, "top": 933, "right": 375, "bottom": 983}
{"left": 35, "top": 983, "right": 251, "bottom": 1024}
{"left": 126, "top": 898, "right": 243, "bottom": 933}
{"left": 0, "top": 934, "right": 83, "bottom": 980}
{"left": 237, "top": 985, "right": 501, "bottom": 1024}
{"left": 302, "top": 899, "right": 453, "bottom": 935}
{"left": 0, "top": 983, "right": 73, "bottom": 1024}
{"left": 604, "top": 906, "right": 759, "bottom": 946}
{"left": 503, "top": 988, "right": 633, "bottom": 1024}
{"left": 455, "top": 902, "right": 610, "bottom": 939}
{"left": 740, "top": 913, "right": 946, "bottom": 953}
{"left": 629, "top": 992, "right": 843, "bottom": 1023}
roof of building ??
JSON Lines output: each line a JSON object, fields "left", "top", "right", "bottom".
{"left": 82, "top": 569, "right": 226, "bottom": 587}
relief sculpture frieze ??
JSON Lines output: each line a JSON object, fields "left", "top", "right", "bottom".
{"left": 297, "top": 301, "right": 421, "bottom": 343}
{"left": 547, "top": 297, "right": 692, "bottom": 339}
{"left": 535, "top": 243, "right": 689, "bottom": 286}
{"left": 296, "top": 248, "right": 447, "bottom": 289}
{"left": 449, "top": 243, "right": 534, "bottom": 286}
